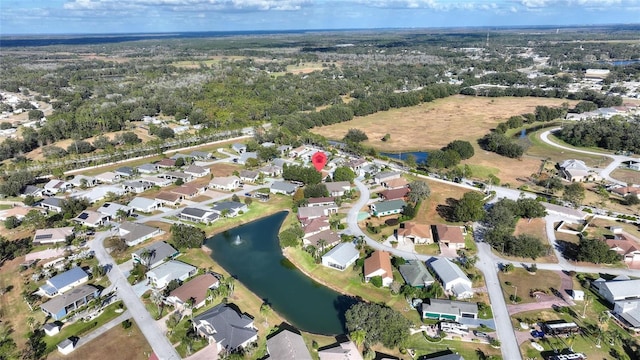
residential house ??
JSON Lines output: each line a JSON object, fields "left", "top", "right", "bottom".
{"left": 209, "top": 176, "right": 240, "bottom": 191}
{"left": 347, "top": 158, "right": 367, "bottom": 175}
{"left": 68, "top": 175, "right": 98, "bottom": 188}
{"left": 611, "top": 186, "right": 640, "bottom": 197}
{"left": 270, "top": 181, "right": 297, "bottom": 195}
{"left": 128, "top": 197, "right": 160, "bottom": 213}
{"left": 595, "top": 278, "right": 640, "bottom": 304}
{"left": 33, "top": 227, "right": 74, "bottom": 245}
{"left": 119, "top": 222, "right": 163, "bottom": 247}
{"left": 429, "top": 258, "right": 473, "bottom": 299}
{"left": 140, "top": 176, "right": 172, "bottom": 187}
{"left": 607, "top": 234, "right": 640, "bottom": 264}
{"left": 72, "top": 185, "right": 127, "bottom": 204}
{"left": 160, "top": 171, "right": 193, "bottom": 183}
{"left": 122, "top": 180, "right": 153, "bottom": 194}
{"left": 170, "top": 153, "right": 192, "bottom": 161}
{"left": 94, "top": 171, "right": 121, "bottom": 184}
{"left": 73, "top": 210, "right": 110, "bottom": 227}
{"left": 155, "top": 191, "right": 183, "bottom": 207}
{"left": 363, "top": 251, "right": 393, "bottom": 287}
{"left": 39, "top": 267, "right": 89, "bottom": 297}
{"left": 541, "top": 202, "right": 586, "bottom": 221}
{"left": 276, "top": 145, "right": 292, "bottom": 156}
{"left": 382, "top": 177, "right": 409, "bottom": 189}
{"left": 239, "top": 170, "right": 260, "bottom": 183}
{"left": 179, "top": 207, "right": 220, "bottom": 224}
{"left": 559, "top": 159, "right": 601, "bottom": 182}
{"left": 137, "top": 163, "right": 158, "bottom": 174}
{"left": 324, "top": 181, "right": 351, "bottom": 197}
{"left": 259, "top": 164, "right": 283, "bottom": 177}
{"left": 266, "top": 329, "right": 313, "bottom": 360}
{"left": 184, "top": 164, "right": 210, "bottom": 178}
{"left": 397, "top": 222, "right": 434, "bottom": 244}
{"left": 132, "top": 241, "right": 178, "bottom": 269}
{"left": 629, "top": 160, "right": 640, "bottom": 171}
{"left": 321, "top": 242, "right": 360, "bottom": 271}
{"left": 289, "top": 145, "right": 308, "bottom": 158}
{"left": 318, "top": 341, "right": 363, "bottom": 360}
{"left": 166, "top": 273, "right": 220, "bottom": 311}
{"left": 97, "top": 202, "right": 132, "bottom": 219}
{"left": 40, "top": 285, "right": 99, "bottom": 320}
{"left": 435, "top": 224, "right": 466, "bottom": 250}
{"left": 373, "top": 171, "right": 401, "bottom": 185}
{"left": 190, "top": 151, "right": 212, "bottom": 160}
{"left": 156, "top": 158, "right": 176, "bottom": 168}
{"left": 613, "top": 299, "right": 640, "bottom": 331}
{"left": 232, "top": 143, "right": 247, "bottom": 154}
{"left": 193, "top": 304, "right": 258, "bottom": 352}
{"left": 39, "top": 197, "right": 64, "bottom": 213}
{"left": 272, "top": 158, "right": 288, "bottom": 168}
{"left": 398, "top": 260, "right": 434, "bottom": 287}
{"left": 115, "top": 166, "right": 135, "bottom": 177}
{"left": 370, "top": 199, "right": 406, "bottom": 217}
{"left": 20, "top": 185, "right": 43, "bottom": 197}
{"left": 304, "top": 230, "right": 341, "bottom": 248}
{"left": 146, "top": 260, "right": 197, "bottom": 289}
{"left": 211, "top": 201, "right": 247, "bottom": 217}
{"left": 237, "top": 151, "right": 258, "bottom": 165}
{"left": 379, "top": 187, "right": 410, "bottom": 201}
{"left": 172, "top": 185, "right": 200, "bottom": 199}
{"left": 297, "top": 205, "right": 339, "bottom": 221}
{"left": 421, "top": 298, "right": 478, "bottom": 321}
{"left": 307, "top": 197, "right": 336, "bottom": 207}
{"left": 43, "top": 179, "right": 72, "bottom": 195}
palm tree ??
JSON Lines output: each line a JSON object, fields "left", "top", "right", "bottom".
{"left": 224, "top": 277, "right": 235, "bottom": 298}
{"left": 26, "top": 317, "right": 36, "bottom": 330}
{"left": 116, "top": 209, "right": 129, "bottom": 222}
{"left": 349, "top": 329, "right": 366, "bottom": 350}
{"left": 140, "top": 249, "right": 154, "bottom": 271}
{"left": 317, "top": 239, "right": 327, "bottom": 254}
{"left": 150, "top": 290, "right": 164, "bottom": 319}
{"left": 260, "top": 303, "right": 272, "bottom": 327}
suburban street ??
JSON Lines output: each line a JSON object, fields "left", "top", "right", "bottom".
{"left": 90, "top": 232, "right": 181, "bottom": 360}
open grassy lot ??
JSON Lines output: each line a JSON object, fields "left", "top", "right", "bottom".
{"left": 414, "top": 178, "right": 474, "bottom": 225}
{"left": 611, "top": 167, "right": 640, "bottom": 185}
{"left": 47, "top": 321, "right": 152, "bottom": 360}
{"left": 526, "top": 127, "right": 613, "bottom": 169}
{"left": 209, "top": 162, "right": 242, "bottom": 177}
{"left": 498, "top": 268, "right": 561, "bottom": 305}
{"left": 313, "top": 96, "right": 574, "bottom": 151}
{"left": 588, "top": 217, "right": 640, "bottom": 239}
{"left": 405, "top": 332, "right": 502, "bottom": 359}
{"left": 507, "top": 218, "right": 557, "bottom": 263}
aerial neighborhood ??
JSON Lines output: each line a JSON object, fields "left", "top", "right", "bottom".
{"left": 1, "top": 23, "right": 640, "bottom": 360}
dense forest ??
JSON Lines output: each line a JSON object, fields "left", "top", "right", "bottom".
{"left": 558, "top": 117, "right": 640, "bottom": 153}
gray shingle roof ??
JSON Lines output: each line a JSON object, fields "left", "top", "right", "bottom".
{"left": 211, "top": 201, "right": 245, "bottom": 212}
{"left": 267, "top": 329, "right": 312, "bottom": 360}
{"left": 422, "top": 298, "right": 478, "bottom": 316}
{"left": 322, "top": 242, "right": 359, "bottom": 267}
{"left": 194, "top": 304, "right": 257, "bottom": 351}
{"left": 271, "top": 181, "right": 297, "bottom": 193}
{"left": 133, "top": 241, "right": 178, "bottom": 265}
{"left": 40, "top": 284, "right": 97, "bottom": 316}
{"left": 41, "top": 197, "right": 64, "bottom": 208}
{"left": 399, "top": 260, "right": 434, "bottom": 287}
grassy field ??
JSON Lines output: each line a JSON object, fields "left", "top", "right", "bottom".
{"left": 611, "top": 167, "right": 640, "bottom": 185}
{"left": 526, "top": 128, "right": 613, "bottom": 169}
{"left": 509, "top": 218, "right": 557, "bottom": 263}
{"left": 405, "top": 332, "right": 502, "bottom": 359}
{"left": 497, "top": 268, "right": 561, "bottom": 305}
{"left": 47, "top": 322, "right": 152, "bottom": 360}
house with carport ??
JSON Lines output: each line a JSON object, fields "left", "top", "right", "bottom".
{"left": 146, "top": 260, "right": 197, "bottom": 289}
{"left": 128, "top": 197, "right": 160, "bottom": 213}
{"left": 122, "top": 180, "right": 153, "bottom": 194}
{"left": 184, "top": 164, "right": 210, "bottom": 178}
{"left": 429, "top": 258, "right": 473, "bottom": 299}
{"left": 155, "top": 191, "right": 183, "bottom": 207}
{"left": 73, "top": 210, "right": 110, "bottom": 227}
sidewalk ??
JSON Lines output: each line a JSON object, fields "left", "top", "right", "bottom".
{"left": 74, "top": 310, "right": 132, "bottom": 348}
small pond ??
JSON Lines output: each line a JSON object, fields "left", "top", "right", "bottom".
{"left": 380, "top": 151, "right": 429, "bottom": 163}
{"left": 205, "top": 211, "right": 358, "bottom": 335}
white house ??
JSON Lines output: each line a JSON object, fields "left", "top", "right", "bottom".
{"left": 128, "top": 197, "right": 160, "bottom": 213}
{"left": 184, "top": 164, "right": 210, "bottom": 178}
{"left": 97, "top": 202, "right": 132, "bottom": 219}
{"left": 596, "top": 279, "right": 640, "bottom": 304}
{"left": 73, "top": 210, "right": 110, "bottom": 227}
{"left": 122, "top": 180, "right": 153, "bottom": 194}
{"left": 38, "top": 267, "right": 89, "bottom": 297}
{"left": 209, "top": 176, "right": 240, "bottom": 191}
{"left": 94, "top": 171, "right": 121, "bottom": 184}
{"left": 322, "top": 242, "right": 360, "bottom": 271}
{"left": 429, "top": 258, "right": 473, "bottom": 299}
{"left": 146, "top": 260, "right": 197, "bottom": 289}
{"left": 43, "top": 179, "right": 72, "bottom": 195}
{"left": 237, "top": 151, "right": 258, "bottom": 165}
{"left": 33, "top": 227, "right": 74, "bottom": 245}
{"left": 132, "top": 241, "right": 178, "bottom": 269}
{"left": 270, "top": 181, "right": 297, "bottom": 195}
{"left": 119, "top": 222, "right": 163, "bottom": 247}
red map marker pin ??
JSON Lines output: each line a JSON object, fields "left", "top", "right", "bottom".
{"left": 311, "top": 151, "right": 327, "bottom": 172}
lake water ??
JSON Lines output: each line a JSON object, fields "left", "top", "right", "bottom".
{"left": 205, "top": 211, "right": 357, "bottom": 335}
{"left": 380, "top": 151, "right": 429, "bottom": 163}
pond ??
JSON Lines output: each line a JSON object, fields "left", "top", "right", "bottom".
{"left": 205, "top": 211, "right": 358, "bottom": 335}
{"left": 380, "top": 151, "right": 429, "bottom": 163}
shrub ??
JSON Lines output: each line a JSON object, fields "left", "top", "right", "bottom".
{"left": 369, "top": 276, "right": 383, "bottom": 288}
{"left": 385, "top": 218, "right": 399, "bottom": 226}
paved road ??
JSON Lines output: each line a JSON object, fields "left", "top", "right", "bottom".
{"left": 90, "top": 232, "right": 181, "bottom": 360}
{"left": 539, "top": 128, "right": 634, "bottom": 186}
{"left": 74, "top": 310, "right": 132, "bottom": 349}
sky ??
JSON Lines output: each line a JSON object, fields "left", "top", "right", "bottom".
{"left": 1, "top": 0, "right": 639, "bottom": 35}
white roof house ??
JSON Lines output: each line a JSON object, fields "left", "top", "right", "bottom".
{"left": 429, "top": 258, "right": 473, "bottom": 299}
{"left": 44, "top": 179, "right": 72, "bottom": 194}
{"left": 237, "top": 152, "right": 258, "bottom": 165}
{"left": 614, "top": 299, "right": 640, "bottom": 330}
{"left": 33, "top": 227, "right": 74, "bottom": 245}
{"left": 146, "top": 260, "right": 197, "bottom": 289}
{"left": 128, "top": 197, "right": 160, "bottom": 213}
{"left": 597, "top": 279, "right": 640, "bottom": 304}
{"left": 318, "top": 341, "right": 363, "bottom": 360}
{"left": 118, "top": 222, "right": 163, "bottom": 247}
{"left": 68, "top": 175, "right": 98, "bottom": 188}
{"left": 267, "top": 329, "right": 313, "bottom": 360}
{"left": 95, "top": 171, "right": 121, "bottom": 184}
{"left": 97, "top": 202, "right": 132, "bottom": 219}
{"left": 72, "top": 185, "right": 127, "bottom": 203}
{"left": 209, "top": 176, "right": 240, "bottom": 191}
{"left": 322, "top": 242, "right": 360, "bottom": 271}
{"left": 73, "top": 210, "right": 110, "bottom": 227}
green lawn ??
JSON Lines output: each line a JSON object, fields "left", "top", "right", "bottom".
{"left": 405, "top": 332, "right": 502, "bottom": 359}
{"left": 44, "top": 301, "right": 125, "bottom": 354}
{"left": 498, "top": 268, "right": 561, "bottom": 305}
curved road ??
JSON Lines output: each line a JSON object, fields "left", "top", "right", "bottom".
{"left": 540, "top": 128, "right": 635, "bottom": 186}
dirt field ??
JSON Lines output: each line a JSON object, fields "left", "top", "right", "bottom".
{"left": 610, "top": 168, "right": 640, "bottom": 185}
{"left": 47, "top": 323, "right": 152, "bottom": 360}
{"left": 312, "top": 95, "right": 575, "bottom": 151}
{"left": 209, "top": 163, "right": 241, "bottom": 177}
